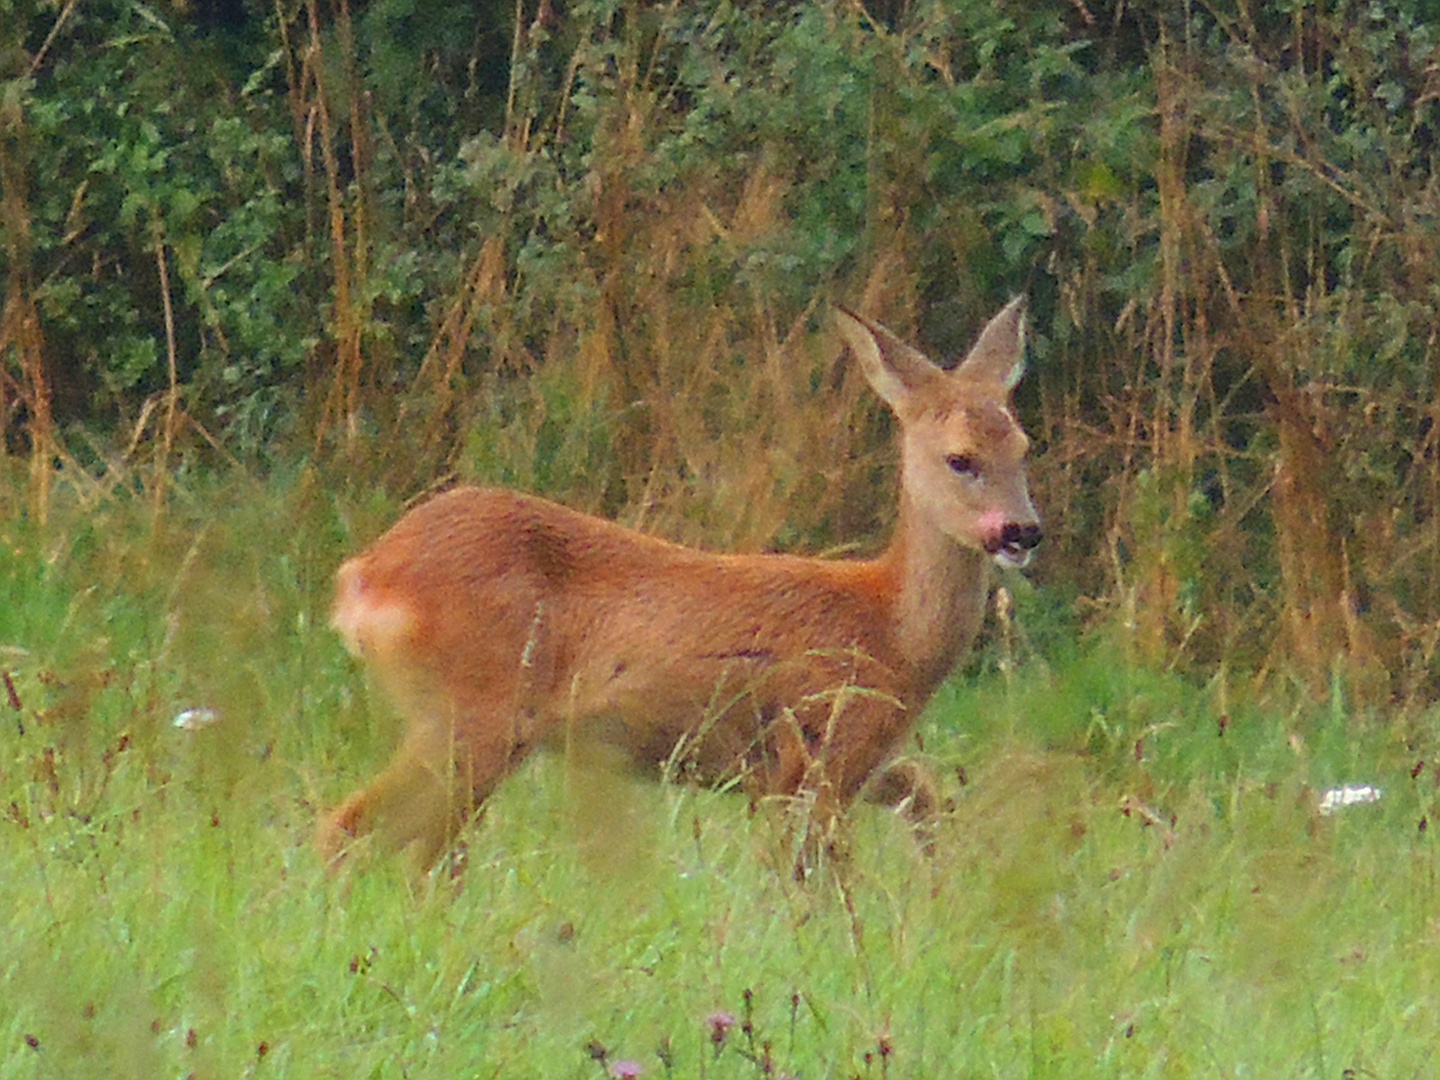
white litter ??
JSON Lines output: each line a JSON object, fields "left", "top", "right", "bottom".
{"left": 172, "top": 708, "right": 220, "bottom": 731}
{"left": 1318, "top": 784, "right": 1383, "bottom": 815}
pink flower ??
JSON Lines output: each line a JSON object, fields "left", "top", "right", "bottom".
{"left": 706, "top": 1010, "right": 736, "bottom": 1045}
{"left": 609, "top": 1061, "right": 643, "bottom": 1079}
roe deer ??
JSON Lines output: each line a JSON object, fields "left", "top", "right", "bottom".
{"left": 322, "top": 298, "right": 1042, "bottom": 867}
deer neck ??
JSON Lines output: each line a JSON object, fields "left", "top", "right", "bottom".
{"left": 880, "top": 491, "right": 991, "bottom": 698}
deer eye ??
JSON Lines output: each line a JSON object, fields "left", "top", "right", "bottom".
{"left": 946, "top": 454, "right": 980, "bottom": 478}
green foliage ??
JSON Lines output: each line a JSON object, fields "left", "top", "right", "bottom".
{"left": 13, "top": 2, "right": 298, "bottom": 428}
{"left": 3, "top": 0, "right": 1440, "bottom": 712}
{"left": 460, "top": 363, "right": 627, "bottom": 513}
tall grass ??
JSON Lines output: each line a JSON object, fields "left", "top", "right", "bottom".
{"left": 3, "top": 479, "right": 1439, "bottom": 1078}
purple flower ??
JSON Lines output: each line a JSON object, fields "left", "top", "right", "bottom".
{"left": 706, "top": 1010, "right": 736, "bottom": 1045}
{"left": 609, "top": 1061, "right": 643, "bottom": 1079}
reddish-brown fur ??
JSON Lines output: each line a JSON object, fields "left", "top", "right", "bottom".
{"left": 322, "top": 300, "right": 1041, "bottom": 867}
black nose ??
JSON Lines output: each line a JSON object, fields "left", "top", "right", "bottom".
{"left": 1001, "top": 522, "right": 1043, "bottom": 550}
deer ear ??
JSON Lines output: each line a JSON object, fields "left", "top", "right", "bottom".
{"left": 955, "top": 295, "right": 1027, "bottom": 390}
{"left": 835, "top": 306, "right": 944, "bottom": 410}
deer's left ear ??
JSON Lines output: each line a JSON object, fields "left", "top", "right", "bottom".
{"left": 955, "top": 296, "right": 1027, "bottom": 391}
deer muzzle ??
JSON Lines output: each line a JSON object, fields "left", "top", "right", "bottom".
{"left": 987, "top": 522, "right": 1043, "bottom": 569}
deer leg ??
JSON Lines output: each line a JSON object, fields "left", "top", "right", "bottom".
{"left": 759, "top": 697, "right": 877, "bottom": 870}
{"left": 864, "top": 758, "right": 940, "bottom": 822}
{"left": 319, "top": 752, "right": 466, "bottom": 868}
{"left": 789, "top": 693, "right": 937, "bottom": 856}
{"left": 864, "top": 758, "right": 942, "bottom": 855}
{"left": 319, "top": 698, "right": 537, "bottom": 869}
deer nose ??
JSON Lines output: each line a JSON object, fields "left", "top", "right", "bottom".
{"left": 987, "top": 521, "right": 1043, "bottom": 568}
{"left": 1002, "top": 522, "right": 1043, "bottom": 551}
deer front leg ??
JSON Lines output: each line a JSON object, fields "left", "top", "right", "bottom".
{"left": 864, "top": 757, "right": 942, "bottom": 854}
{"left": 762, "top": 688, "right": 913, "bottom": 867}
{"left": 797, "top": 687, "right": 947, "bottom": 854}
{"left": 864, "top": 757, "right": 940, "bottom": 821}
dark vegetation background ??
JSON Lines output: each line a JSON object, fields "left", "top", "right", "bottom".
{"left": 3, "top": 0, "right": 1439, "bottom": 710}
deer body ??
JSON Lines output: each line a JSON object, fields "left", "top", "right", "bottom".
{"left": 323, "top": 300, "right": 1041, "bottom": 866}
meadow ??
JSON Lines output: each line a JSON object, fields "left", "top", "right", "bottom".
{"left": 2, "top": 472, "right": 1437, "bottom": 1080}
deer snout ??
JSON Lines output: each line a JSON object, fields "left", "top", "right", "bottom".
{"left": 986, "top": 521, "right": 1043, "bottom": 569}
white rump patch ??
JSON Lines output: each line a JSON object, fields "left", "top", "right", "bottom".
{"left": 332, "top": 563, "right": 416, "bottom": 658}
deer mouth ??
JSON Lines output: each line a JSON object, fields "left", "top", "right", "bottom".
{"left": 986, "top": 523, "right": 1043, "bottom": 569}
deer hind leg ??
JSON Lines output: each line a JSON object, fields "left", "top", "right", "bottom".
{"left": 319, "top": 745, "right": 469, "bottom": 870}
{"left": 319, "top": 678, "right": 539, "bottom": 870}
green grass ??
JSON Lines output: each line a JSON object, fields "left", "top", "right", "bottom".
{"left": 3, "top": 481, "right": 1439, "bottom": 1079}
